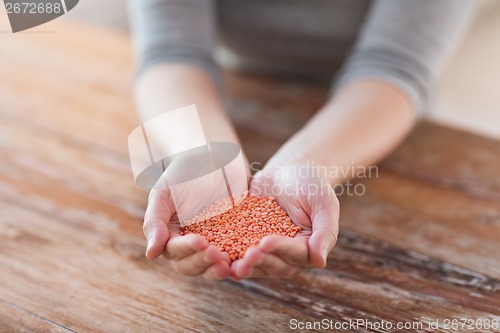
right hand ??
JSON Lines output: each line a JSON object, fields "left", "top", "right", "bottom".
{"left": 143, "top": 150, "right": 238, "bottom": 281}
{"left": 144, "top": 184, "right": 233, "bottom": 281}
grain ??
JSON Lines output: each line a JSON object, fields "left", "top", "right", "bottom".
{"left": 180, "top": 195, "right": 302, "bottom": 261}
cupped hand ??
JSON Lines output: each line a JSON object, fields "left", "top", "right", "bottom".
{"left": 231, "top": 164, "right": 340, "bottom": 279}
{"left": 143, "top": 185, "right": 232, "bottom": 281}
{"left": 142, "top": 151, "right": 237, "bottom": 281}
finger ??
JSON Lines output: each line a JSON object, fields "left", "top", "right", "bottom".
{"left": 202, "top": 261, "right": 231, "bottom": 281}
{"left": 255, "top": 253, "right": 299, "bottom": 278}
{"left": 229, "top": 266, "right": 267, "bottom": 281}
{"left": 143, "top": 188, "right": 173, "bottom": 260}
{"left": 258, "top": 235, "right": 309, "bottom": 267}
{"left": 231, "top": 258, "right": 248, "bottom": 279}
{"left": 308, "top": 191, "right": 340, "bottom": 268}
{"left": 231, "top": 247, "right": 262, "bottom": 278}
{"left": 244, "top": 267, "right": 268, "bottom": 279}
{"left": 234, "top": 248, "right": 298, "bottom": 278}
{"left": 175, "top": 245, "right": 229, "bottom": 277}
{"left": 165, "top": 234, "right": 209, "bottom": 261}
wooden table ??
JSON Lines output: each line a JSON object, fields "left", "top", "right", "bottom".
{"left": 0, "top": 19, "right": 499, "bottom": 333}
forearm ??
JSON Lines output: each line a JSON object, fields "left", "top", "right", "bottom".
{"left": 267, "top": 79, "right": 415, "bottom": 185}
{"left": 134, "top": 63, "right": 239, "bottom": 144}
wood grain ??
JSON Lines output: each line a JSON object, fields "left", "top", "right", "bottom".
{"left": 0, "top": 18, "right": 499, "bottom": 333}
{"left": 0, "top": 200, "right": 324, "bottom": 333}
{"left": 0, "top": 300, "right": 71, "bottom": 333}
{"left": 235, "top": 229, "right": 500, "bottom": 321}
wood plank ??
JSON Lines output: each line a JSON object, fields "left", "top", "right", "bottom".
{"left": 0, "top": 300, "right": 71, "bottom": 333}
{"left": 339, "top": 171, "right": 500, "bottom": 278}
{"left": 383, "top": 122, "right": 500, "bottom": 201}
{"left": 0, "top": 200, "right": 323, "bottom": 333}
{"left": 1, "top": 198, "right": 498, "bottom": 333}
{"left": 235, "top": 229, "right": 500, "bottom": 323}
{"left": 0, "top": 20, "right": 136, "bottom": 157}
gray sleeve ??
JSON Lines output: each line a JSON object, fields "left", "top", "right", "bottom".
{"left": 127, "top": 0, "right": 222, "bottom": 90}
{"left": 333, "top": 0, "right": 478, "bottom": 118}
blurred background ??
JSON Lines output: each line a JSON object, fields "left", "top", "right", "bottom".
{"left": 67, "top": 0, "right": 500, "bottom": 139}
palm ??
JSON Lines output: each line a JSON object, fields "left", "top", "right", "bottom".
{"left": 232, "top": 165, "right": 340, "bottom": 278}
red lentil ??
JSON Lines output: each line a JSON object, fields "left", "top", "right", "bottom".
{"left": 180, "top": 194, "right": 301, "bottom": 261}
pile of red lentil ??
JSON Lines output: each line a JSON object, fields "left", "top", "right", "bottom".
{"left": 180, "top": 194, "right": 301, "bottom": 261}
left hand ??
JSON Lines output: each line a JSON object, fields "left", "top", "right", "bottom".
{"left": 231, "top": 164, "right": 340, "bottom": 279}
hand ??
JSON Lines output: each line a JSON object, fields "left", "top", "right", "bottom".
{"left": 231, "top": 164, "right": 339, "bottom": 279}
{"left": 143, "top": 150, "right": 238, "bottom": 281}
{"left": 143, "top": 186, "right": 233, "bottom": 281}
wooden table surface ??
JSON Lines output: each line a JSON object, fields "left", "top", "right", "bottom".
{"left": 0, "top": 19, "right": 499, "bottom": 333}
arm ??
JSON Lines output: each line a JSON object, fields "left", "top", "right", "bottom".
{"left": 270, "top": 0, "right": 478, "bottom": 183}
{"left": 135, "top": 64, "right": 239, "bottom": 145}
{"left": 232, "top": 80, "right": 410, "bottom": 278}
{"left": 233, "top": 0, "right": 477, "bottom": 279}
{"left": 267, "top": 79, "right": 414, "bottom": 185}
{"left": 129, "top": 0, "right": 237, "bottom": 143}
{"left": 129, "top": 0, "right": 239, "bottom": 280}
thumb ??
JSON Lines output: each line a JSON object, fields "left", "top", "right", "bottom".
{"left": 308, "top": 191, "right": 340, "bottom": 268}
{"left": 143, "top": 187, "right": 173, "bottom": 260}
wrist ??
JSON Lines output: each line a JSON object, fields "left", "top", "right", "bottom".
{"left": 263, "top": 148, "right": 340, "bottom": 187}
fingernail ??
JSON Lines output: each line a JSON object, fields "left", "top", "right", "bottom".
{"left": 321, "top": 246, "right": 330, "bottom": 264}
{"left": 230, "top": 274, "right": 241, "bottom": 282}
{"left": 222, "top": 252, "right": 231, "bottom": 264}
{"left": 204, "top": 255, "right": 213, "bottom": 264}
{"left": 145, "top": 234, "right": 154, "bottom": 255}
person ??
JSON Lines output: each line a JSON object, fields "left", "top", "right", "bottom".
{"left": 127, "top": 0, "right": 477, "bottom": 280}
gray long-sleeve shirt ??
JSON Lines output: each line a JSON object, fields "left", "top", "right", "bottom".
{"left": 128, "top": 0, "right": 477, "bottom": 117}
